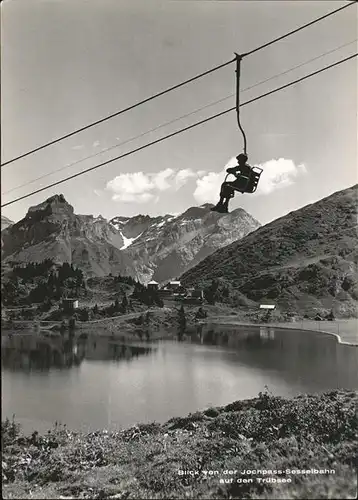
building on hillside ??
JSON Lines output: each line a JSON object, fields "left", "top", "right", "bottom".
{"left": 148, "top": 280, "right": 159, "bottom": 291}
{"left": 177, "top": 287, "right": 204, "bottom": 304}
{"left": 166, "top": 281, "right": 182, "bottom": 291}
{"left": 259, "top": 304, "right": 276, "bottom": 322}
{"left": 173, "top": 286, "right": 187, "bottom": 297}
{"left": 61, "top": 298, "right": 79, "bottom": 312}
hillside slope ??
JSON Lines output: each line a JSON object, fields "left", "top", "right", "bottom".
{"left": 181, "top": 185, "right": 358, "bottom": 317}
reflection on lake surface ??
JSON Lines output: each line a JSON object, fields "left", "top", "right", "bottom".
{"left": 2, "top": 325, "right": 357, "bottom": 434}
{"left": 1, "top": 332, "right": 151, "bottom": 371}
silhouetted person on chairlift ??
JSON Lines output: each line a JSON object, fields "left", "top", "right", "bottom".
{"left": 211, "top": 153, "right": 252, "bottom": 213}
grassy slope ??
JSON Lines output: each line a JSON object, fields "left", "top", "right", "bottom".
{"left": 181, "top": 185, "right": 358, "bottom": 317}
{"left": 2, "top": 390, "right": 357, "bottom": 500}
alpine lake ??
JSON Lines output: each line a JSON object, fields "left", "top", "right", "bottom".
{"left": 2, "top": 324, "right": 357, "bottom": 434}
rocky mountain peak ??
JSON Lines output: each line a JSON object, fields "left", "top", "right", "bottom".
{"left": 1, "top": 194, "right": 132, "bottom": 276}
{"left": 27, "top": 193, "right": 74, "bottom": 220}
{"left": 179, "top": 205, "right": 212, "bottom": 220}
{"left": 110, "top": 213, "right": 167, "bottom": 239}
{"left": 1, "top": 216, "right": 14, "bottom": 231}
{"left": 46, "top": 194, "right": 67, "bottom": 203}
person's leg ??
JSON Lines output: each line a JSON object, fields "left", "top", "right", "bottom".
{"left": 221, "top": 182, "right": 235, "bottom": 199}
{"left": 222, "top": 183, "right": 235, "bottom": 211}
{"left": 221, "top": 197, "right": 230, "bottom": 212}
{"left": 211, "top": 183, "right": 233, "bottom": 212}
{"left": 211, "top": 201, "right": 223, "bottom": 211}
{"left": 211, "top": 183, "right": 226, "bottom": 209}
{"left": 218, "top": 182, "right": 227, "bottom": 204}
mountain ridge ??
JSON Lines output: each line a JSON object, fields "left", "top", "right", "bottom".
{"left": 1, "top": 194, "right": 260, "bottom": 283}
{"left": 1, "top": 216, "right": 14, "bottom": 231}
{"left": 120, "top": 205, "right": 261, "bottom": 283}
{"left": 181, "top": 184, "right": 358, "bottom": 317}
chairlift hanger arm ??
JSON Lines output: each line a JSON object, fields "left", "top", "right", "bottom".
{"left": 234, "top": 52, "right": 247, "bottom": 156}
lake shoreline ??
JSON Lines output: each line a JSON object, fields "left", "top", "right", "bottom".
{"left": 2, "top": 307, "right": 357, "bottom": 346}
{"left": 2, "top": 389, "right": 357, "bottom": 499}
{"left": 200, "top": 318, "right": 358, "bottom": 346}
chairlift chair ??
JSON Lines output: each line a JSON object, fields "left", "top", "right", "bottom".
{"left": 224, "top": 165, "right": 263, "bottom": 194}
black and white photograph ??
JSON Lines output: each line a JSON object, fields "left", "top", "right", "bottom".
{"left": 1, "top": 0, "right": 357, "bottom": 499}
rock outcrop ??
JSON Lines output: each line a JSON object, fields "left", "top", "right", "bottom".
{"left": 117, "top": 204, "right": 261, "bottom": 283}
{"left": 1, "top": 195, "right": 133, "bottom": 277}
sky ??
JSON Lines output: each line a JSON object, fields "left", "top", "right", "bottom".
{"left": 1, "top": 0, "right": 357, "bottom": 226}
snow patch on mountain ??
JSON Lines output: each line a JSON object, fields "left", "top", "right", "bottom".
{"left": 120, "top": 231, "right": 143, "bottom": 250}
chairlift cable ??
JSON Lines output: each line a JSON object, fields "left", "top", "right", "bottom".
{"left": 3, "top": 38, "right": 355, "bottom": 198}
{"left": 1, "top": 1, "right": 355, "bottom": 168}
{"left": 242, "top": 1, "right": 357, "bottom": 58}
{"left": 235, "top": 53, "right": 248, "bottom": 156}
{"left": 2, "top": 52, "right": 356, "bottom": 209}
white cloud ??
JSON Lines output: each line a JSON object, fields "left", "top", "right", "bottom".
{"left": 193, "top": 157, "right": 307, "bottom": 203}
{"left": 174, "top": 169, "right": 197, "bottom": 189}
{"left": 255, "top": 158, "right": 307, "bottom": 195}
{"left": 93, "top": 140, "right": 100, "bottom": 147}
{"left": 152, "top": 168, "right": 175, "bottom": 191}
{"left": 112, "top": 192, "right": 155, "bottom": 203}
{"left": 193, "top": 171, "right": 224, "bottom": 204}
{"left": 193, "top": 157, "right": 235, "bottom": 204}
{"left": 107, "top": 172, "right": 153, "bottom": 196}
{"left": 71, "top": 145, "right": 84, "bottom": 151}
{"left": 106, "top": 167, "right": 203, "bottom": 203}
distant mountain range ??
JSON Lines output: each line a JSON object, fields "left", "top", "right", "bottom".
{"left": 111, "top": 204, "right": 261, "bottom": 283}
{"left": 181, "top": 185, "right": 358, "bottom": 317}
{"left": 3, "top": 185, "right": 357, "bottom": 317}
{"left": 1, "top": 216, "right": 13, "bottom": 231}
{"left": 1, "top": 195, "right": 260, "bottom": 283}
